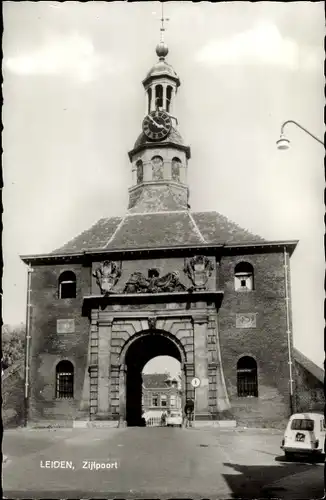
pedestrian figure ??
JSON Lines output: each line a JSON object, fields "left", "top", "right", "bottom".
{"left": 161, "top": 411, "right": 166, "bottom": 427}
{"left": 184, "top": 399, "right": 194, "bottom": 428}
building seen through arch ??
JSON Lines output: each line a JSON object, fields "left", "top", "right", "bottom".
{"left": 19, "top": 26, "right": 323, "bottom": 429}
{"left": 141, "top": 356, "right": 182, "bottom": 425}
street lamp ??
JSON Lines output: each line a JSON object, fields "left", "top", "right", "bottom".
{"left": 276, "top": 120, "right": 324, "bottom": 150}
{"left": 277, "top": 118, "right": 325, "bottom": 499}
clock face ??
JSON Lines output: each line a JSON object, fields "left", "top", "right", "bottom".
{"left": 142, "top": 111, "right": 172, "bottom": 141}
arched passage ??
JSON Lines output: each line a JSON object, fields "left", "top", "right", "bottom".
{"left": 121, "top": 331, "right": 184, "bottom": 427}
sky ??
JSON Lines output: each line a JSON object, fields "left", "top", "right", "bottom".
{"left": 3, "top": 1, "right": 324, "bottom": 372}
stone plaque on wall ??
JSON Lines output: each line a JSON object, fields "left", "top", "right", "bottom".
{"left": 236, "top": 313, "right": 257, "bottom": 329}
{"left": 57, "top": 319, "right": 75, "bottom": 334}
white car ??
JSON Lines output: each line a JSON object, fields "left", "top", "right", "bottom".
{"left": 281, "top": 412, "right": 325, "bottom": 457}
{"left": 166, "top": 411, "right": 183, "bottom": 427}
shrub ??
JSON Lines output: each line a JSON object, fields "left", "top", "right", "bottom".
{"left": 2, "top": 323, "right": 25, "bottom": 369}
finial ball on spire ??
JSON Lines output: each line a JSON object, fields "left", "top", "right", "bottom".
{"left": 156, "top": 42, "right": 169, "bottom": 59}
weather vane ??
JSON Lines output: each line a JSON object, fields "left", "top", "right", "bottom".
{"left": 159, "top": 3, "right": 169, "bottom": 42}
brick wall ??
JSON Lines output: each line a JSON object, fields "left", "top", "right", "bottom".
{"left": 217, "top": 251, "right": 292, "bottom": 427}
{"left": 293, "top": 361, "right": 324, "bottom": 413}
{"left": 28, "top": 263, "right": 91, "bottom": 423}
{"left": 27, "top": 249, "right": 298, "bottom": 428}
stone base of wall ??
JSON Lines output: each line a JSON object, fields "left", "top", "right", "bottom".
{"left": 193, "top": 420, "right": 237, "bottom": 428}
{"left": 235, "top": 417, "right": 289, "bottom": 430}
{"left": 195, "top": 412, "right": 214, "bottom": 421}
{"left": 73, "top": 420, "right": 119, "bottom": 429}
{"left": 28, "top": 420, "right": 74, "bottom": 429}
{"left": 216, "top": 409, "right": 236, "bottom": 420}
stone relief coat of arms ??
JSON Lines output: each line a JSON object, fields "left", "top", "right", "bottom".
{"left": 93, "top": 261, "right": 122, "bottom": 294}
{"left": 184, "top": 255, "right": 214, "bottom": 290}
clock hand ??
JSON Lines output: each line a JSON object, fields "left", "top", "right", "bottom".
{"left": 149, "top": 115, "right": 164, "bottom": 129}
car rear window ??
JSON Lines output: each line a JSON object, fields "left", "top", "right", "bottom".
{"left": 170, "top": 412, "right": 181, "bottom": 417}
{"left": 291, "top": 419, "right": 314, "bottom": 431}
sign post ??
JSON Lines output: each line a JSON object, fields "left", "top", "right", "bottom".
{"left": 191, "top": 377, "right": 201, "bottom": 428}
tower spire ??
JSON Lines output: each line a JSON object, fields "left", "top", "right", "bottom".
{"left": 156, "top": 3, "right": 169, "bottom": 60}
{"left": 159, "top": 3, "right": 169, "bottom": 43}
{"left": 127, "top": 5, "right": 191, "bottom": 214}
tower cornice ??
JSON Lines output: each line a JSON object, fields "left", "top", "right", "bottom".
{"left": 128, "top": 141, "right": 191, "bottom": 161}
{"left": 142, "top": 72, "right": 180, "bottom": 88}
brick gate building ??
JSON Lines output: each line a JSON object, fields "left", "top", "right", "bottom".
{"left": 21, "top": 37, "right": 300, "bottom": 428}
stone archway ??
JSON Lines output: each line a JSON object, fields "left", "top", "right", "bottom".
{"left": 119, "top": 330, "right": 187, "bottom": 426}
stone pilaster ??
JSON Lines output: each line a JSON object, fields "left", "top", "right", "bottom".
{"left": 118, "top": 364, "right": 127, "bottom": 426}
{"left": 214, "top": 317, "right": 231, "bottom": 414}
{"left": 163, "top": 83, "right": 167, "bottom": 110}
{"left": 184, "top": 362, "right": 195, "bottom": 402}
{"left": 192, "top": 316, "right": 210, "bottom": 420}
{"left": 96, "top": 318, "right": 113, "bottom": 419}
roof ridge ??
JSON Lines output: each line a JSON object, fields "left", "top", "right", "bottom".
{"left": 167, "top": 184, "right": 188, "bottom": 212}
{"left": 194, "top": 210, "right": 265, "bottom": 241}
{"left": 127, "top": 210, "right": 188, "bottom": 217}
{"left": 103, "top": 215, "right": 127, "bottom": 248}
{"left": 188, "top": 212, "right": 206, "bottom": 244}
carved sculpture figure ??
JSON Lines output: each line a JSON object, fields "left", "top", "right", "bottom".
{"left": 93, "top": 261, "right": 122, "bottom": 295}
{"left": 184, "top": 255, "right": 214, "bottom": 290}
{"left": 124, "top": 270, "right": 186, "bottom": 294}
{"left": 148, "top": 316, "right": 157, "bottom": 329}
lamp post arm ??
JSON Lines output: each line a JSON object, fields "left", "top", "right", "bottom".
{"left": 280, "top": 120, "right": 324, "bottom": 146}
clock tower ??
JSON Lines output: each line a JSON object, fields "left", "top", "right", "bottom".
{"left": 127, "top": 38, "right": 191, "bottom": 213}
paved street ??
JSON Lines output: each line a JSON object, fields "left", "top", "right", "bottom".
{"left": 3, "top": 426, "right": 324, "bottom": 499}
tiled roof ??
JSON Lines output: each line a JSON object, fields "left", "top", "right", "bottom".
{"left": 54, "top": 217, "right": 122, "bottom": 253}
{"left": 192, "top": 212, "right": 264, "bottom": 244}
{"left": 109, "top": 212, "right": 203, "bottom": 249}
{"left": 143, "top": 373, "right": 170, "bottom": 389}
{"left": 52, "top": 210, "right": 265, "bottom": 254}
{"left": 293, "top": 348, "right": 324, "bottom": 383}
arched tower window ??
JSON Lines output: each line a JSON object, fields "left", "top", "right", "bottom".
{"left": 234, "top": 262, "right": 254, "bottom": 291}
{"left": 59, "top": 271, "right": 76, "bottom": 299}
{"left": 147, "top": 88, "right": 152, "bottom": 114}
{"left": 237, "top": 356, "right": 258, "bottom": 397}
{"left": 136, "top": 160, "right": 143, "bottom": 184}
{"left": 152, "top": 156, "right": 164, "bottom": 181}
{"left": 171, "top": 157, "right": 181, "bottom": 182}
{"left": 155, "top": 85, "right": 163, "bottom": 109}
{"left": 56, "top": 360, "right": 74, "bottom": 399}
{"left": 166, "top": 86, "right": 172, "bottom": 113}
